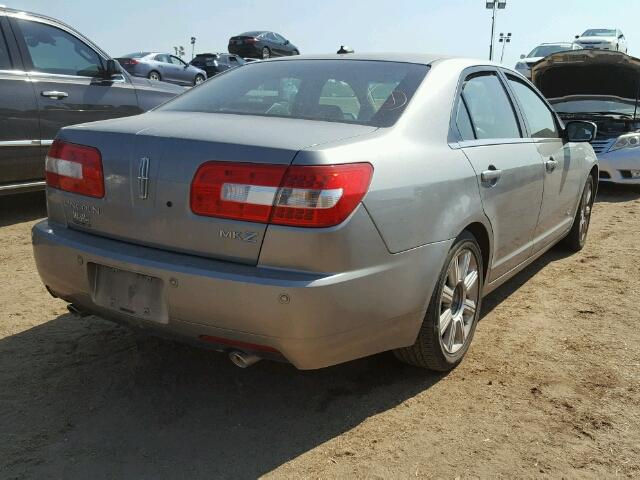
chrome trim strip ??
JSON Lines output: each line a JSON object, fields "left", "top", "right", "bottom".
{"left": 41, "top": 140, "right": 54, "bottom": 146}
{"left": 0, "top": 180, "right": 46, "bottom": 192}
{"left": 0, "top": 139, "right": 41, "bottom": 147}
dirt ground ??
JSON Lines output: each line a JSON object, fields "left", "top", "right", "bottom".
{"left": 1, "top": 186, "right": 639, "bottom": 479}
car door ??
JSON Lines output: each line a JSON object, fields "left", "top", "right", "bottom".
{"left": 169, "top": 55, "right": 189, "bottom": 84}
{"left": 454, "top": 69, "right": 545, "bottom": 282}
{"left": 152, "top": 54, "right": 173, "bottom": 82}
{"left": 265, "top": 32, "right": 282, "bottom": 55}
{"left": 504, "top": 73, "right": 584, "bottom": 253}
{"left": 9, "top": 15, "right": 141, "bottom": 148}
{"left": 272, "top": 33, "right": 288, "bottom": 55}
{"left": 0, "top": 15, "right": 43, "bottom": 189}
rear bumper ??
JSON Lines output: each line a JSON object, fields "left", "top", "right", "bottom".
{"left": 32, "top": 220, "right": 450, "bottom": 369}
{"left": 228, "top": 45, "right": 261, "bottom": 57}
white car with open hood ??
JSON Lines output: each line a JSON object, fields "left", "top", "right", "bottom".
{"left": 515, "top": 42, "right": 582, "bottom": 79}
{"left": 532, "top": 49, "right": 640, "bottom": 184}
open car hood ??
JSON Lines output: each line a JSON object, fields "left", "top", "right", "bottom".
{"left": 531, "top": 50, "right": 640, "bottom": 103}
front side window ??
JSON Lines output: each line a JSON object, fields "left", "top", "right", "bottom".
{"left": 170, "top": 55, "right": 186, "bottom": 66}
{"left": 461, "top": 73, "right": 521, "bottom": 140}
{"left": 155, "top": 54, "right": 170, "bottom": 63}
{"left": 15, "top": 19, "right": 102, "bottom": 76}
{"left": 158, "top": 60, "right": 429, "bottom": 127}
{"left": 506, "top": 75, "right": 559, "bottom": 139}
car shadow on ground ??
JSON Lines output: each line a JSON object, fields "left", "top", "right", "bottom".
{"left": 0, "top": 191, "right": 47, "bottom": 227}
{"left": 0, "top": 312, "right": 444, "bottom": 479}
{"left": 595, "top": 183, "right": 640, "bottom": 204}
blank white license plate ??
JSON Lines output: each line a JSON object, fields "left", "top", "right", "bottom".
{"left": 92, "top": 264, "right": 168, "bottom": 323}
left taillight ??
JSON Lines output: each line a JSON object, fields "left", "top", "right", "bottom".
{"left": 45, "top": 140, "right": 104, "bottom": 198}
{"left": 190, "top": 162, "right": 373, "bottom": 228}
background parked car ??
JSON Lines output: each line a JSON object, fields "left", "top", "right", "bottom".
{"left": 228, "top": 31, "right": 299, "bottom": 59}
{"left": 189, "top": 53, "right": 245, "bottom": 78}
{"left": 515, "top": 42, "right": 582, "bottom": 79}
{"left": 574, "top": 28, "right": 628, "bottom": 53}
{"left": 0, "top": 6, "right": 184, "bottom": 196}
{"left": 532, "top": 49, "right": 640, "bottom": 185}
{"left": 116, "top": 52, "right": 207, "bottom": 86}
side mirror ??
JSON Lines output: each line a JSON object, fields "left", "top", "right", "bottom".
{"left": 520, "top": 54, "right": 525, "bottom": 59}
{"left": 565, "top": 120, "right": 597, "bottom": 142}
{"left": 618, "top": 34, "right": 624, "bottom": 39}
{"left": 574, "top": 35, "right": 580, "bottom": 39}
{"left": 102, "top": 59, "right": 122, "bottom": 78}
{"left": 284, "top": 39, "right": 290, "bottom": 45}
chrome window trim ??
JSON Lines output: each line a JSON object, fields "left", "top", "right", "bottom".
{"left": 0, "top": 139, "right": 53, "bottom": 147}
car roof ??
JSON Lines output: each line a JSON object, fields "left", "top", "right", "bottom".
{"left": 265, "top": 52, "right": 450, "bottom": 66}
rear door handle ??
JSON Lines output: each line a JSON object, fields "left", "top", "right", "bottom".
{"left": 545, "top": 157, "right": 558, "bottom": 173}
{"left": 41, "top": 90, "right": 68, "bottom": 99}
{"left": 481, "top": 167, "right": 502, "bottom": 187}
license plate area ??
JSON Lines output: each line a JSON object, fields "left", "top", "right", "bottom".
{"left": 89, "top": 263, "right": 168, "bottom": 323}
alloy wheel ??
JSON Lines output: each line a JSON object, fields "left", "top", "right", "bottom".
{"left": 262, "top": 47, "right": 270, "bottom": 59}
{"left": 195, "top": 75, "right": 205, "bottom": 85}
{"left": 439, "top": 248, "right": 480, "bottom": 354}
{"left": 579, "top": 180, "right": 593, "bottom": 243}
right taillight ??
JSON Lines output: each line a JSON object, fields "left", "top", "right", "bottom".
{"left": 45, "top": 139, "right": 104, "bottom": 198}
{"left": 190, "top": 162, "right": 373, "bottom": 228}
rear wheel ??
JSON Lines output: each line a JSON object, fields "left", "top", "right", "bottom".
{"left": 148, "top": 70, "right": 161, "bottom": 81}
{"left": 563, "top": 175, "right": 595, "bottom": 252}
{"left": 262, "top": 47, "right": 271, "bottom": 59}
{"left": 394, "top": 231, "right": 483, "bottom": 371}
{"left": 194, "top": 74, "right": 205, "bottom": 86}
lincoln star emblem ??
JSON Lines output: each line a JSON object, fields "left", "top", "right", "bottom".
{"left": 138, "top": 157, "right": 150, "bottom": 199}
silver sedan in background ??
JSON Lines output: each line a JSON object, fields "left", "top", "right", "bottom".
{"left": 32, "top": 54, "right": 598, "bottom": 372}
{"left": 116, "top": 52, "right": 206, "bottom": 86}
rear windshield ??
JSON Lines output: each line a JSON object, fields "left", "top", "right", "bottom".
{"left": 122, "top": 52, "right": 150, "bottom": 58}
{"left": 158, "top": 59, "right": 429, "bottom": 127}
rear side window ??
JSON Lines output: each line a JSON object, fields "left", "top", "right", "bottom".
{"left": 506, "top": 75, "right": 559, "bottom": 139}
{"left": 455, "top": 99, "right": 475, "bottom": 141}
{"left": 14, "top": 19, "right": 102, "bottom": 76}
{"left": 461, "top": 73, "right": 521, "bottom": 140}
{"left": 0, "top": 27, "right": 12, "bottom": 69}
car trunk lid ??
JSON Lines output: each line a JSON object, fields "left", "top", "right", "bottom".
{"left": 53, "top": 111, "right": 377, "bottom": 264}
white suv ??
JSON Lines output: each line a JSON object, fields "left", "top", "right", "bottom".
{"left": 574, "top": 29, "right": 628, "bottom": 53}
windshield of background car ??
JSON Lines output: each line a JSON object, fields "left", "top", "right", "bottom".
{"left": 528, "top": 45, "right": 570, "bottom": 57}
{"left": 550, "top": 98, "right": 636, "bottom": 116}
{"left": 158, "top": 60, "right": 429, "bottom": 127}
{"left": 582, "top": 29, "right": 616, "bottom": 37}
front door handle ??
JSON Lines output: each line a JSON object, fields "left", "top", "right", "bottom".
{"left": 545, "top": 157, "right": 558, "bottom": 173}
{"left": 41, "top": 90, "right": 68, "bottom": 99}
{"left": 481, "top": 167, "right": 502, "bottom": 187}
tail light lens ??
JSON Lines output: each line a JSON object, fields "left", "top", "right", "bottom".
{"left": 123, "top": 58, "right": 139, "bottom": 65}
{"left": 45, "top": 140, "right": 104, "bottom": 198}
{"left": 191, "top": 162, "right": 373, "bottom": 228}
{"left": 245, "top": 37, "right": 258, "bottom": 44}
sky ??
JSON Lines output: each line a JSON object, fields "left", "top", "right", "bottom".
{"left": 7, "top": 0, "right": 640, "bottom": 68}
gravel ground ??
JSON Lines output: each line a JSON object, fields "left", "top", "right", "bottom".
{"left": 1, "top": 186, "right": 639, "bottom": 479}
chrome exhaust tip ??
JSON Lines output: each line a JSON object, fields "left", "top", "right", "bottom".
{"left": 228, "top": 350, "right": 261, "bottom": 368}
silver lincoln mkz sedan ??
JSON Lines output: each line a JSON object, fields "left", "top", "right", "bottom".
{"left": 33, "top": 54, "right": 598, "bottom": 371}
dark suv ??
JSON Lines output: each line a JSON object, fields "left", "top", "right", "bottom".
{"left": 189, "top": 53, "right": 245, "bottom": 78}
{"left": 0, "top": 7, "right": 184, "bottom": 195}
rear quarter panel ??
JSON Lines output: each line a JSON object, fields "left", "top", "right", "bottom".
{"left": 295, "top": 58, "right": 492, "bottom": 254}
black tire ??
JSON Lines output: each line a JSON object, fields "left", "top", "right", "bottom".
{"left": 563, "top": 174, "right": 595, "bottom": 252}
{"left": 292, "top": 50, "right": 299, "bottom": 55}
{"left": 194, "top": 74, "right": 205, "bottom": 86}
{"left": 262, "top": 47, "right": 271, "bottom": 59}
{"left": 394, "top": 231, "right": 484, "bottom": 371}
{"left": 148, "top": 70, "right": 161, "bottom": 81}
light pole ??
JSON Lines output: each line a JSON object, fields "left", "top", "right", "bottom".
{"left": 499, "top": 32, "right": 512, "bottom": 63}
{"left": 190, "top": 37, "right": 196, "bottom": 60}
{"left": 486, "top": 0, "right": 507, "bottom": 61}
